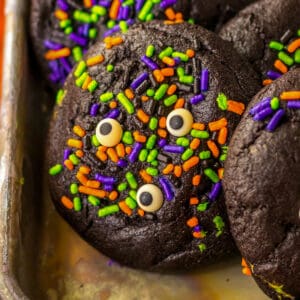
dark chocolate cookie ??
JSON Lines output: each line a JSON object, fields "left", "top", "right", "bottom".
{"left": 223, "top": 68, "right": 300, "bottom": 299}
{"left": 30, "top": 0, "right": 256, "bottom": 91}
{"left": 47, "top": 21, "right": 260, "bottom": 271}
{"left": 219, "top": 0, "right": 300, "bottom": 80}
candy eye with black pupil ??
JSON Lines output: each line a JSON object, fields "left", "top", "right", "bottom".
{"left": 166, "top": 108, "right": 193, "bottom": 137}
{"left": 136, "top": 184, "right": 164, "bottom": 212}
{"left": 96, "top": 118, "right": 123, "bottom": 147}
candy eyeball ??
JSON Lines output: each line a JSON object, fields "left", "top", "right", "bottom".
{"left": 95, "top": 118, "right": 123, "bottom": 147}
{"left": 166, "top": 108, "right": 193, "bottom": 137}
{"left": 136, "top": 184, "right": 164, "bottom": 212}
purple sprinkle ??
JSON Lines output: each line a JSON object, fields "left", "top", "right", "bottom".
{"left": 163, "top": 145, "right": 184, "bottom": 153}
{"left": 130, "top": 72, "right": 149, "bottom": 90}
{"left": 122, "top": 6, "right": 130, "bottom": 19}
{"left": 159, "top": 177, "right": 174, "bottom": 201}
{"left": 105, "top": 108, "right": 120, "bottom": 119}
{"left": 44, "top": 40, "right": 63, "bottom": 50}
{"left": 160, "top": 0, "right": 177, "bottom": 9}
{"left": 49, "top": 72, "right": 60, "bottom": 83}
{"left": 158, "top": 139, "right": 167, "bottom": 147}
{"left": 208, "top": 182, "right": 222, "bottom": 201}
{"left": 201, "top": 69, "right": 209, "bottom": 92}
{"left": 103, "top": 25, "right": 121, "bottom": 37}
{"left": 266, "top": 109, "right": 285, "bottom": 132}
{"left": 82, "top": 24, "right": 90, "bottom": 37}
{"left": 98, "top": 0, "right": 111, "bottom": 7}
{"left": 190, "top": 94, "right": 204, "bottom": 105}
{"left": 95, "top": 174, "right": 116, "bottom": 184}
{"left": 63, "top": 149, "right": 72, "bottom": 161}
{"left": 173, "top": 57, "right": 181, "bottom": 65}
{"left": 127, "top": 19, "right": 135, "bottom": 26}
{"left": 57, "top": 0, "right": 69, "bottom": 11}
{"left": 250, "top": 97, "right": 272, "bottom": 115}
{"left": 128, "top": 143, "right": 143, "bottom": 163}
{"left": 59, "top": 57, "right": 72, "bottom": 73}
{"left": 69, "top": 33, "right": 88, "bottom": 47}
{"left": 117, "top": 6, "right": 123, "bottom": 20}
{"left": 287, "top": 101, "right": 300, "bottom": 109}
{"left": 117, "top": 159, "right": 128, "bottom": 168}
{"left": 266, "top": 70, "right": 282, "bottom": 80}
{"left": 194, "top": 225, "right": 201, "bottom": 232}
{"left": 135, "top": 0, "right": 145, "bottom": 11}
{"left": 48, "top": 60, "right": 59, "bottom": 73}
{"left": 103, "top": 184, "right": 114, "bottom": 192}
{"left": 253, "top": 107, "right": 274, "bottom": 121}
{"left": 141, "top": 55, "right": 159, "bottom": 70}
{"left": 90, "top": 103, "right": 99, "bottom": 117}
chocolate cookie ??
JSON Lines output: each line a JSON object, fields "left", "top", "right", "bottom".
{"left": 219, "top": 0, "right": 300, "bottom": 79}
{"left": 47, "top": 21, "right": 260, "bottom": 271}
{"left": 30, "top": 0, "right": 256, "bottom": 91}
{"left": 223, "top": 68, "right": 300, "bottom": 299}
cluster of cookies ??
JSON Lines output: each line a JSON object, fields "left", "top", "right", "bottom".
{"left": 30, "top": 0, "right": 300, "bottom": 299}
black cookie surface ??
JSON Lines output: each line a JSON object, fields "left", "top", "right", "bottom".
{"left": 219, "top": 0, "right": 300, "bottom": 79}
{"left": 47, "top": 21, "right": 260, "bottom": 271}
{"left": 223, "top": 68, "right": 300, "bottom": 299}
{"left": 30, "top": 0, "right": 256, "bottom": 91}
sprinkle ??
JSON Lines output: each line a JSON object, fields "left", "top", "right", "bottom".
{"left": 133, "top": 131, "right": 147, "bottom": 143}
{"left": 209, "top": 182, "right": 222, "bottom": 201}
{"left": 190, "top": 94, "right": 204, "bottom": 105}
{"left": 190, "top": 197, "right": 199, "bottom": 205}
{"left": 182, "top": 156, "right": 199, "bottom": 172}
{"left": 117, "top": 159, "right": 128, "bottom": 168}
{"left": 90, "top": 103, "right": 99, "bottom": 116}
{"left": 73, "top": 197, "right": 82, "bottom": 211}
{"left": 157, "top": 129, "right": 167, "bottom": 138}
{"left": 104, "top": 36, "right": 123, "bottom": 49}
{"left": 119, "top": 201, "right": 132, "bottom": 216}
{"left": 207, "top": 140, "right": 219, "bottom": 158}
{"left": 88, "top": 195, "right": 100, "bottom": 206}
{"left": 176, "top": 137, "right": 190, "bottom": 147}
{"left": 287, "top": 101, "right": 300, "bottom": 109}
{"left": 164, "top": 95, "right": 178, "bottom": 106}
{"left": 163, "top": 145, "right": 184, "bottom": 153}
{"left": 117, "top": 92, "right": 134, "bottom": 114}
{"left": 70, "top": 183, "right": 78, "bottom": 194}
{"left": 126, "top": 171, "right": 138, "bottom": 189}
{"left": 67, "top": 139, "right": 83, "bottom": 148}
{"left": 201, "top": 69, "right": 209, "bottom": 92}
{"left": 61, "top": 196, "right": 73, "bottom": 209}
{"left": 218, "top": 127, "right": 228, "bottom": 145}
{"left": 76, "top": 172, "right": 88, "bottom": 185}
{"left": 122, "top": 131, "right": 134, "bottom": 145}
{"left": 73, "top": 125, "right": 86, "bottom": 137}
{"left": 45, "top": 48, "right": 71, "bottom": 60}
{"left": 139, "top": 170, "right": 153, "bottom": 183}
{"left": 147, "top": 149, "right": 158, "bottom": 162}
{"left": 197, "top": 202, "right": 209, "bottom": 212}
{"left": 95, "top": 174, "right": 116, "bottom": 184}
{"left": 141, "top": 55, "right": 159, "bottom": 70}
{"left": 208, "top": 118, "right": 228, "bottom": 131}
{"left": 79, "top": 186, "right": 106, "bottom": 198}
{"left": 162, "top": 164, "right": 174, "bottom": 175}
{"left": 181, "top": 149, "right": 194, "bottom": 161}
{"left": 153, "top": 69, "right": 165, "bottom": 82}
{"left": 159, "top": 46, "right": 173, "bottom": 59}
{"left": 199, "top": 151, "right": 211, "bottom": 160}
{"left": 128, "top": 142, "right": 143, "bottom": 163}
{"left": 146, "top": 135, "right": 157, "bottom": 149}
{"left": 86, "top": 55, "right": 104, "bottom": 66}
{"left": 190, "top": 130, "right": 209, "bottom": 139}
{"left": 159, "top": 176, "right": 174, "bottom": 201}
{"left": 267, "top": 70, "right": 281, "bottom": 80}
{"left": 149, "top": 117, "right": 158, "bottom": 130}
{"left": 216, "top": 93, "right": 228, "bottom": 110}
{"left": 137, "top": 109, "right": 150, "bottom": 123}
{"left": 274, "top": 59, "right": 288, "bottom": 74}
{"left": 173, "top": 165, "right": 182, "bottom": 177}
{"left": 278, "top": 51, "right": 294, "bottom": 66}
{"left": 64, "top": 159, "right": 74, "bottom": 170}
{"left": 213, "top": 216, "right": 225, "bottom": 237}
{"left": 192, "top": 175, "right": 201, "bottom": 186}
{"left": 98, "top": 205, "right": 120, "bottom": 217}
{"left": 161, "top": 68, "right": 174, "bottom": 77}
{"left": 270, "top": 97, "right": 280, "bottom": 110}
{"left": 172, "top": 51, "right": 188, "bottom": 62}
{"left": 250, "top": 97, "right": 271, "bottom": 115}
{"left": 280, "top": 91, "right": 300, "bottom": 100}
{"left": 138, "top": 0, "right": 154, "bottom": 21}
{"left": 186, "top": 217, "right": 198, "bottom": 227}
{"left": 63, "top": 149, "right": 71, "bottom": 161}
{"left": 204, "top": 168, "right": 220, "bottom": 183}
{"left": 227, "top": 101, "right": 245, "bottom": 115}
{"left": 146, "top": 45, "right": 155, "bottom": 57}
{"left": 146, "top": 167, "right": 158, "bottom": 176}
{"left": 269, "top": 40, "right": 284, "bottom": 51}
{"left": 49, "top": 164, "right": 63, "bottom": 176}
{"left": 100, "top": 92, "right": 114, "bottom": 102}
{"left": 159, "top": 117, "right": 166, "bottom": 128}
{"left": 266, "top": 109, "right": 285, "bottom": 132}
{"left": 117, "top": 182, "right": 128, "bottom": 192}
{"left": 198, "top": 243, "right": 207, "bottom": 253}
{"left": 130, "top": 72, "right": 149, "bottom": 90}
{"left": 253, "top": 107, "right": 274, "bottom": 121}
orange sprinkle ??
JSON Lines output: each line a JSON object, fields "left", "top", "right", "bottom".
{"left": 64, "top": 159, "right": 74, "bottom": 170}
{"left": 174, "top": 98, "right": 185, "bottom": 109}
{"left": 190, "top": 197, "right": 199, "bottom": 205}
{"left": 174, "top": 165, "right": 182, "bottom": 177}
{"left": 161, "top": 68, "right": 174, "bottom": 77}
{"left": 183, "top": 156, "right": 199, "bottom": 172}
{"left": 274, "top": 59, "right": 288, "bottom": 74}
{"left": 241, "top": 258, "right": 248, "bottom": 267}
{"left": 192, "top": 123, "right": 205, "bottom": 130}
{"left": 119, "top": 201, "right": 132, "bottom": 216}
{"left": 86, "top": 180, "right": 101, "bottom": 189}
{"left": 79, "top": 166, "right": 91, "bottom": 174}
{"left": 125, "top": 88, "right": 134, "bottom": 100}
{"left": 287, "top": 38, "right": 300, "bottom": 53}
{"left": 75, "top": 150, "right": 84, "bottom": 158}
{"left": 227, "top": 100, "right": 245, "bottom": 115}
{"left": 54, "top": 9, "right": 68, "bottom": 20}
{"left": 141, "top": 95, "right": 149, "bottom": 102}
{"left": 137, "top": 109, "right": 150, "bottom": 123}
{"left": 61, "top": 196, "right": 73, "bottom": 209}
{"left": 133, "top": 131, "right": 147, "bottom": 143}
{"left": 207, "top": 140, "right": 220, "bottom": 158}
{"left": 76, "top": 172, "right": 88, "bottom": 186}
{"left": 82, "top": 76, "right": 92, "bottom": 90}
{"left": 280, "top": 91, "right": 300, "bottom": 100}
{"left": 157, "top": 129, "right": 167, "bottom": 138}
{"left": 186, "top": 49, "right": 195, "bottom": 58}
{"left": 45, "top": 48, "right": 71, "bottom": 60}
{"left": 162, "top": 164, "right": 174, "bottom": 175}
{"left": 109, "top": 101, "right": 117, "bottom": 109}
{"left": 192, "top": 175, "right": 201, "bottom": 186}
{"left": 159, "top": 117, "right": 166, "bottom": 128}
{"left": 208, "top": 118, "right": 228, "bottom": 132}
{"left": 167, "top": 84, "right": 177, "bottom": 95}
{"left": 193, "top": 231, "right": 204, "bottom": 239}
{"left": 98, "top": 146, "right": 108, "bottom": 152}
{"left": 164, "top": 20, "right": 176, "bottom": 25}
{"left": 139, "top": 170, "right": 153, "bottom": 183}
{"left": 190, "top": 138, "right": 200, "bottom": 150}
{"left": 263, "top": 79, "right": 273, "bottom": 86}
{"left": 104, "top": 36, "right": 123, "bottom": 49}
{"left": 174, "top": 19, "right": 184, "bottom": 24}
{"left": 86, "top": 54, "right": 104, "bottom": 66}
{"left": 96, "top": 151, "right": 107, "bottom": 162}
{"left": 83, "top": 0, "right": 92, "bottom": 8}
{"left": 107, "top": 148, "right": 119, "bottom": 162}
{"left": 79, "top": 186, "right": 106, "bottom": 198}
{"left": 186, "top": 217, "right": 198, "bottom": 227}
{"left": 162, "top": 56, "right": 175, "bottom": 66}
{"left": 67, "top": 139, "right": 83, "bottom": 149}
{"left": 109, "top": 0, "right": 120, "bottom": 20}
{"left": 153, "top": 69, "right": 165, "bottom": 83}
{"left": 242, "top": 267, "right": 252, "bottom": 276}
{"left": 218, "top": 127, "right": 228, "bottom": 145}
{"left": 73, "top": 125, "right": 86, "bottom": 137}
{"left": 175, "top": 12, "right": 183, "bottom": 21}
{"left": 165, "top": 7, "right": 176, "bottom": 20}
{"left": 218, "top": 168, "right": 224, "bottom": 180}
{"left": 109, "top": 191, "right": 118, "bottom": 201}
{"left": 138, "top": 209, "right": 145, "bottom": 217}
{"left": 116, "top": 143, "right": 125, "bottom": 158}
{"left": 125, "top": 146, "right": 132, "bottom": 155}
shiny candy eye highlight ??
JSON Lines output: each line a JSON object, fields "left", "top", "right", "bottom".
{"left": 166, "top": 108, "right": 193, "bottom": 137}
{"left": 95, "top": 118, "right": 123, "bottom": 147}
{"left": 136, "top": 184, "right": 164, "bottom": 212}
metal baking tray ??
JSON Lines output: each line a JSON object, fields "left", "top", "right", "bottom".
{"left": 0, "top": 0, "right": 269, "bottom": 299}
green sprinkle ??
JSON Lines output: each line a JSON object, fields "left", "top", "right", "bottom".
{"left": 216, "top": 93, "right": 228, "bottom": 110}
{"left": 117, "top": 92, "right": 134, "bottom": 114}
{"left": 188, "top": 18, "right": 195, "bottom": 24}
{"left": 145, "top": 13, "right": 154, "bottom": 21}
{"left": 75, "top": 72, "right": 88, "bottom": 87}
{"left": 117, "top": 182, "right": 128, "bottom": 192}
{"left": 191, "top": 130, "right": 209, "bottom": 139}
{"left": 69, "top": 154, "right": 80, "bottom": 165}
{"left": 149, "top": 117, "right": 158, "bottom": 130}
{"left": 125, "top": 197, "right": 137, "bottom": 209}
{"left": 199, "top": 151, "right": 211, "bottom": 160}
{"left": 73, "top": 197, "right": 82, "bottom": 212}
{"left": 129, "top": 190, "right": 137, "bottom": 200}
{"left": 107, "top": 20, "right": 116, "bottom": 29}
{"left": 278, "top": 51, "right": 294, "bottom": 66}
{"left": 90, "top": 13, "right": 99, "bottom": 23}
{"left": 213, "top": 216, "right": 225, "bottom": 237}
{"left": 164, "top": 95, "right": 178, "bottom": 107}
{"left": 73, "top": 10, "right": 91, "bottom": 23}
{"left": 220, "top": 153, "right": 227, "bottom": 162}
{"left": 146, "top": 134, "right": 157, "bottom": 149}
{"left": 91, "top": 135, "right": 100, "bottom": 147}
{"left": 100, "top": 92, "right": 114, "bottom": 102}
{"left": 98, "top": 205, "right": 119, "bottom": 217}
{"left": 146, "top": 45, "right": 155, "bottom": 57}
{"left": 107, "top": 64, "right": 114, "bottom": 72}
{"left": 146, "top": 88, "right": 155, "bottom": 97}
{"left": 198, "top": 243, "right": 207, "bottom": 253}
{"left": 270, "top": 97, "right": 280, "bottom": 110}
{"left": 176, "top": 67, "right": 185, "bottom": 77}
{"left": 179, "top": 75, "right": 194, "bottom": 84}
{"left": 88, "top": 80, "right": 98, "bottom": 92}
{"left": 197, "top": 202, "right": 209, "bottom": 212}
{"left": 64, "top": 27, "right": 73, "bottom": 35}
{"left": 91, "top": 5, "right": 107, "bottom": 16}
{"left": 88, "top": 195, "right": 100, "bottom": 206}
{"left": 49, "top": 164, "right": 63, "bottom": 176}
{"left": 88, "top": 28, "right": 97, "bottom": 39}
{"left": 60, "top": 19, "right": 71, "bottom": 29}
{"left": 204, "top": 168, "right": 220, "bottom": 183}
{"left": 181, "top": 149, "right": 193, "bottom": 161}
{"left": 139, "top": 149, "right": 148, "bottom": 162}
{"left": 151, "top": 160, "right": 158, "bottom": 167}
{"left": 176, "top": 137, "right": 189, "bottom": 147}
{"left": 294, "top": 49, "right": 300, "bottom": 64}
{"left": 138, "top": 0, "right": 154, "bottom": 21}
{"left": 269, "top": 41, "right": 284, "bottom": 51}
{"left": 159, "top": 46, "right": 173, "bottom": 59}
{"left": 126, "top": 172, "right": 138, "bottom": 189}
{"left": 122, "top": 131, "right": 134, "bottom": 144}
{"left": 72, "top": 47, "right": 83, "bottom": 62}
{"left": 119, "top": 20, "right": 128, "bottom": 33}
{"left": 154, "top": 83, "right": 168, "bottom": 100}
{"left": 74, "top": 61, "right": 86, "bottom": 78}
{"left": 146, "top": 167, "right": 158, "bottom": 176}
{"left": 56, "top": 89, "right": 65, "bottom": 105}
{"left": 298, "top": 29, "right": 300, "bottom": 37}
{"left": 70, "top": 183, "right": 78, "bottom": 194}
{"left": 172, "top": 52, "right": 189, "bottom": 62}
{"left": 147, "top": 149, "right": 158, "bottom": 162}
